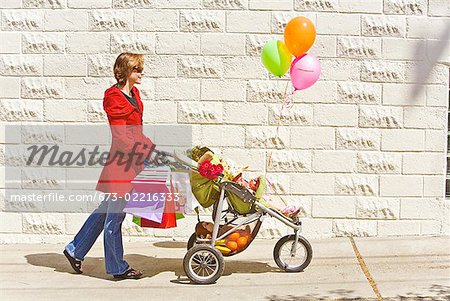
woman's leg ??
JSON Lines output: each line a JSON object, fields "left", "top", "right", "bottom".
{"left": 65, "top": 199, "right": 108, "bottom": 261}
{"left": 103, "top": 196, "right": 130, "bottom": 275}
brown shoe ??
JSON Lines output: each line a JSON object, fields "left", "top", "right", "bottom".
{"left": 113, "top": 268, "right": 143, "bottom": 280}
{"left": 63, "top": 250, "right": 83, "bottom": 274}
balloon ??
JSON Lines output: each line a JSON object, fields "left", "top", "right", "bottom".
{"left": 261, "top": 40, "right": 292, "bottom": 77}
{"left": 290, "top": 53, "right": 321, "bottom": 90}
{"left": 284, "top": 16, "right": 316, "bottom": 57}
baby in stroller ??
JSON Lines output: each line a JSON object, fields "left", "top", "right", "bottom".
{"left": 196, "top": 149, "right": 301, "bottom": 219}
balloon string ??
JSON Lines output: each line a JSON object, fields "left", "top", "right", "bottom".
{"left": 265, "top": 81, "right": 295, "bottom": 206}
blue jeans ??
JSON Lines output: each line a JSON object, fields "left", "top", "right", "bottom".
{"left": 65, "top": 196, "right": 130, "bottom": 275}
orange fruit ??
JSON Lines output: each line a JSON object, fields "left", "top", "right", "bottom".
{"left": 237, "top": 236, "right": 248, "bottom": 248}
{"left": 228, "top": 232, "right": 240, "bottom": 241}
{"left": 226, "top": 241, "right": 238, "bottom": 251}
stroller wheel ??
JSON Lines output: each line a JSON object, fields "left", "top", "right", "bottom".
{"left": 273, "top": 235, "right": 312, "bottom": 273}
{"left": 183, "top": 244, "right": 224, "bottom": 284}
{"left": 186, "top": 233, "right": 197, "bottom": 250}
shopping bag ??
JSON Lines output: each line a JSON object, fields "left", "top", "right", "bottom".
{"left": 132, "top": 196, "right": 177, "bottom": 229}
{"left": 123, "top": 188, "right": 165, "bottom": 223}
{"left": 171, "top": 171, "right": 199, "bottom": 215}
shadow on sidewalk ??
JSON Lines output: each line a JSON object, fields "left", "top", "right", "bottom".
{"left": 24, "top": 252, "right": 279, "bottom": 282}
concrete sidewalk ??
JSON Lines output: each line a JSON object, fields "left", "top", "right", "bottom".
{"left": 0, "top": 236, "right": 449, "bottom": 301}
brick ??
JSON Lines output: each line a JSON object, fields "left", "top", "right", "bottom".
{"left": 403, "top": 107, "right": 446, "bottom": 129}
{"left": 268, "top": 104, "right": 313, "bottom": 126}
{"left": 291, "top": 173, "right": 335, "bottom": 195}
{"left": 65, "top": 124, "right": 109, "bottom": 145}
{"left": 423, "top": 175, "right": 445, "bottom": 197}
{"left": 356, "top": 197, "right": 400, "bottom": 219}
{"left": 43, "top": 54, "right": 87, "bottom": 76}
{"left": 223, "top": 56, "right": 267, "bottom": 79}
{"left": 0, "top": 212, "right": 22, "bottom": 233}
{"left": 0, "top": 32, "right": 21, "bottom": 53}
{"left": 87, "top": 54, "right": 115, "bottom": 77}
{"left": 314, "top": 104, "right": 358, "bottom": 127}
{"left": 45, "top": 100, "right": 86, "bottom": 122}
{"left": 356, "top": 152, "right": 401, "bottom": 174}
{"left": 201, "top": 33, "right": 245, "bottom": 55}
{"left": 267, "top": 150, "right": 311, "bottom": 172}
{"left": 226, "top": 11, "right": 271, "bottom": 33}
{"left": 143, "top": 101, "right": 177, "bottom": 124}
{"left": 301, "top": 218, "right": 333, "bottom": 239}
{"left": 383, "top": 0, "right": 426, "bottom": 15}
{"left": 407, "top": 17, "right": 450, "bottom": 39}
{"left": 400, "top": 198, "right": 442, "bottom": 219}
{"left": 379, "top": 175, "right": 423, "bottom": 197}
{"left": 425, "top": 130, "right": 446, "bottom": 152}
{"left": 271, "top": 12, "right": 315, "bottom": 34}
{"left": 66, "top": 33, "right": 110, "bottom": 53}
{"left": 154, "top": 0, "right": 201, "bottom": 8}
{"left": 0, "top": 0, "right": 22, "bottom": 8}
{"left": 313, "top": 150, "right": 356, "bottom": 173}
{"left": 403, "top": 153, "right": 445, "bottom": 175}
{"left": 23, "top": 0, "right": 65, "bottom": 7}
{"left": 21, "top": 124, "right": 64, "bottom": 144}
{"left": 180, "top": 10, "right": 225, "bottom": 32}
{"left": 295, "top": 0, "right": 337, "bottom": 11}
{"left": 293, "top": 81, "right": 337, "bottom": 103}
{"left": 335, "top": 175, "right": 378, "bottom": 196}
{"left": 155, "top": 78, "right": 199, "bottom": 100}
{"left": 144, "top": 55, "right": 177, "bottom": 78}
{"left": 0, "top": 99, "right": 43, "bottom": 121}
{"left": 87, "top": 100, "right": 106, "bottom": 122}
{"left": 65, "top": 77, "right": 114, "bottom": 100}
{"left": 247, "top": 80, "right": 286, "bottom": 102}
{"left": 382, "top": 38, "right": 426, "bottom": 60}
{"left": 2, "top": 9, "right": 44, "bottom": 31}
{"left": 362, "top": 15, "right": 405, "bottom": 37}
{"left": 134, "top": 9, "right": 178, "bottom": 31}
{"left": 333, "top": 220, "right": 378, "bottom": 237}
{"left": 178, "top": 56, "right": 222, "bottom": 78}
{"left": 291, "top": 127, "right": 335, "bottom": 149}
{"left": 378, "top": 220, "right": 421, "bottom": 236}
{"left": 428, "top": 0, "right": 450, "bottom": 16}
{"left": 245, "top": 34, "right": 279, "bottom": 56}
{"left": 178, "top": 102, "right": 222, "bottom": 124}
{"left": 338, "top": 0, "right": 382, "bottom": 13}
{"left": 23, "top": 32, "right": 64, "bottom": 53}
{"left": 0, "top": 55, "right": 42, "bottom": 76}
{"left": 224, "top": 102, "right": 267, "bottom": 125}
{"left": 4, "top": 188, "right": 44, "bottom": 212}
{"left": 0, "top": 77, "right": 20, "bottom": 98}
{"left": 23, "top": 213, "right": 65, "bottom": 234}
{"left": 111, "top": 33, "right": 155, "bottom": 54}
{"left": 310, "top": 35, "right": 336, "bottom": 58}
{"left": 381, "top": 129, "right": 425, "bottom": 151}
{"left": 22, "top": 167, "right": 65, "bottom": 189}
{"left": 70, "top": 0, "right": 113, "bottom": 8}
{"left": 44, "top": 10, "right": 88, "bottom": 31}
{"left": 320, "top": 59, "right": 360, "bottom": 81}
{"left": 64, "top": 213, "right": 90, "bottom": 235}
{"left": 420, "top": 220, "right": 441, "bottom": 235}
{"left": 135, "top": 80, "right": 154, "bottom": 100}
{"left": 249, "top": 0, "right": 292, "bottom": 10}
{"left": 337, "top": 37, "right": 381, "bottom": 59}
{"left": 359, "top": 106, "right": 403, "bottom": 128}
{"left": 336, "top": 128, "right": 380, "bottom": 150}
{"left": 89, "top": 10, "right": 132, "bottom": 31}
{"left": 337, "top": 82, "right": 381, "bottom": 104}
{"left": 201, "top": 79, "right": 246, "bottom": 101}
{"left": 312, "top": 196, "right": 356, "bottom": 218}
{"left": 222, "top": 148, "right": 265, "bottom": 172}
{"left": 427, "top": 40, "right": 450, "bottom": 65}
{"left": 202, "top": 0, "right": 247, "bottom": 9}
{"left": 156, "top": 33, "right": 200, "bottom": 55}
{"left": 383, "top": 83, "right": 426, "bottom": 106}
{"left": 317, "top": 13, "right": 360, "bottom": 35}
{"left": 197, "top": 125, "right": 245, "bottom": 147}
{"left": 21, "top": 77, "right": 64, "bottom": 99}
{"left": 245, "top": 126, "right": 289, "bottom": 149}
{"left": 361, "top": 61, "right": 406, "bottom": 82}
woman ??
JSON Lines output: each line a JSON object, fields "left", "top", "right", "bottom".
{"left": 64, "top": 52, "right": 156, "bottom": 280}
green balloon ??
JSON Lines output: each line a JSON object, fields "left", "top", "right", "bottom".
{"left": 261, "top": 40, "right": 292, "bottom": 77}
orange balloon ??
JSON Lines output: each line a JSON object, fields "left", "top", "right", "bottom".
{"left": 284, "top": 17, "right": 316, "bottom": 57}
{"left": 226, "top": 241, "right": 238, "bottom": 251}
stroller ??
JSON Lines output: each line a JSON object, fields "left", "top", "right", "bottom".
{"left": 153, "top": 146, "right": 312, "bottom": 284}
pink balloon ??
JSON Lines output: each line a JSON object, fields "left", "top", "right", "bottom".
{"left": 290, "top": 53, "right": 321, "bottom": 91}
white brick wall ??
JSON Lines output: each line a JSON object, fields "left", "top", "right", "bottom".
{"left": 0, "top": 0, "right": 449, "bottom": 242}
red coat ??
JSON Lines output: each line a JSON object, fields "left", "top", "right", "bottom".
{"left": 96, "top": 85, "right": 156, "bottom": 197}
